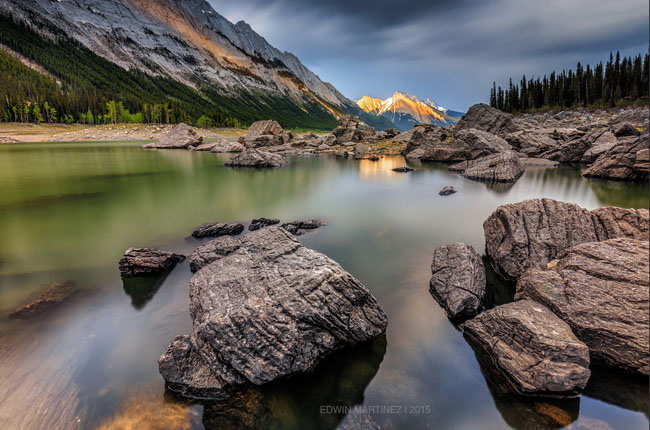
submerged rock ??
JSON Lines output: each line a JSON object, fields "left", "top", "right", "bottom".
{"left": 191, "top": 222, "right": 245, "bottom": 238}
{"left": 142, "top": 123, "right": 202, "bottom": 149}
{"left": 438, "top": 186, "right": 457, "bottom": 196}
{"left": 248, "top": 217, "right": 280, "bottom": 231}
{"left": 483, "top": 198, "right": 649, "bottom": 279}
{"left": 10, "top": 280, "right": 79, "bottom": 319}
{"left": 516, "top": 238, "right": 649, "bottom": 376}
{"left": 280, "top": 219, "right": 327, "bottom": 236}
{"left": 392, "top": 167, "right": 414, "bottom": 173}
{"left": 461, "top": 300, "right": 591, "bottom": 397}
{"left": 189, "top": 236, "right": 242, "bottom": 273}
{"left": 159, "top": 227, "right": 388, "bottom": 400}
{"left": 429, "top": 243, "right": 486, "bottom": 321}
{"left": 118, "top": 248, "right": 185, "bottom": 278}
{"left": 224, "top": 148, "right": 287, "bottom": 168}
{"left": 449, "top": 151, "right": 525, "bottom": 183}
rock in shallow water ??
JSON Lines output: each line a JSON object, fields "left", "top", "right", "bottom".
{"left": 159, "top": 227, "right": 388, "bottom": 400}
{"left": 248, "top": 217, "right": 280, "bottom": 231}
{"left": 429, "top": 243, "right": 486, "bottom": 321}
{"left": 461, "top": 299, "right": 591, "bottom": 397}
{"left": 438, "top": 186, "right": 457, "bottom": 196}
{"left": 280, "top": 219, "right": 327, "bottom": 235}
{"left": 225, "top": 148, "right": 287, "bottom": 168}
{"left": 191, "top": 222, "right": 244, "bottom": 238}
{"left": 516, "top": 238, "right": 649, "bottom": 376}
{"left": 483, "top": 198, "right": 649, "bottom": 279}
{"left": 449, "top": 151, "right": 525, "bottom": 183}
{"left": 118, "top": 248, "right": 185, "bottom": 278}
{"left": 10, "top": 280, "right": 79, "bottom": 319}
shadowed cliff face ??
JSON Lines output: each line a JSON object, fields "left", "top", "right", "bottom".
{"left": 0, "top": 0, "right": 352, "bottom": 109}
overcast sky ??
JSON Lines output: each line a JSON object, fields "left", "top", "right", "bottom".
{"left": 210, "top": 0, "right": 649, "bottom": 111}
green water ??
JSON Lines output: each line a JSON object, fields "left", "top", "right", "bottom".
{"left": 0, "top": 141, "right": 647, "bottom": 430}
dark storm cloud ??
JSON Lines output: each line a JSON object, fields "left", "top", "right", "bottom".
{"left": 210, "top": 0, "right": 649, "bottom": 111}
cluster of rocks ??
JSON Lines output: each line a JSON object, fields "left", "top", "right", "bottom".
{"left": 403, "top": 103, "right": 649, "bottom": 183}
{"left": 428, "top": 198, "right": 649, "bottom": 399}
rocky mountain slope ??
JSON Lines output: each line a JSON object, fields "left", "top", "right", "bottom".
{"left": 0, "top": 0, "right": 392, "bottom": 128}
{"left": 357, "top": 91, "right": 463, "bottom": 131}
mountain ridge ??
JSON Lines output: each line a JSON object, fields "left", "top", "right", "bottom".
{"left": 356, "top": 91, "right": 462, "bottom": 131}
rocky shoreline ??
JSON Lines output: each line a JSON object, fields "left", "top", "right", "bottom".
{"left": 138, "top": 103, "right": 647, "bottom": 181}
{"left": 430, "top": 198, "right": 648, "bottom": 399}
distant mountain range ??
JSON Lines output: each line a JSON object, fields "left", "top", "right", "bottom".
{"left": 0, "top": 0, "right": 393, "bottom": 129}
{"left": 357, "top": 91, "right": 464, "bottom": 131}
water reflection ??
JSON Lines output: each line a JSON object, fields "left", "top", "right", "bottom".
{"left": 122, "top": 275, "right": 170, "bottom": 310}
{"left": 0, "top": 143, "right": 648, "bottom": 430}
{"left": 200, "top": 336, "right": 386, "bottom": 430}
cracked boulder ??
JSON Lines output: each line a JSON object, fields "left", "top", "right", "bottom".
{"left": 191, "top": 222, "right": 244, "bottom": 238}
{"left": 142, "top": 123, "right": 202, "bottom": 149}
{"left": 461, "top": 299, "right": 591, "bottom": 397}
{"left": 159, "top": 227, "right": 388, "bottom": 400}
{"left": 429, "top": 243, "right": 486, "bottom": 321}
{"left": 483, "top": 198, "right": 649, "bottom": 279}
{"left": 516, "top": 238, "right": 649, "bottom": 376}
{"left": 449, "top": 151, "right": 525, "bottom": 183}
{"left": 456, "top": 103, "right": 518, "bottom": 136}
{"left": 189, "top": 236, "right": 242, "bottom": 273}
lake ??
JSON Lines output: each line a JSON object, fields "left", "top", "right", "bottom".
{"left": 0, "top": 141, "right": 647, "bottom": 430}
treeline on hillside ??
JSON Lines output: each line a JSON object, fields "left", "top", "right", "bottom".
{"left": 0, "top": 14, "right": 338, "bottom": 129}
{"left": 489, "top": 51, "right": 650, "bottom": 113}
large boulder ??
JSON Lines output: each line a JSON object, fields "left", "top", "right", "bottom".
{"left": 429, "top": 243, "right": 486, "bottom": 321}
{"left": 118, "top": 248, "right": 185, "bottom": 278}
{"left": 246, "top": 120, "right": 283, "bottom": 139}
{"left": 142, "top": 123, "right": 202, "bottom": 149}
{"left": 159, "top": 227, "right": 388, "bottom": 400}
{"left": 516, "top": 238, "right": 649, "bottom": 376}
{"left": 189, "top": 236, "right": 242, "bottom": 273}
{"left": 449, "top": 151, "right": 525, "bottom": 183}
{"left": 224, "top": 148, "right": 287, "bottom": 168}
{"left": 210, "top": 138, "right": 245, "bottom": 153}
{"left": 483, "top": 198, "right": 649, "bottom": 279}
{"left": 456, "top": 104, "right": 518, "bottom": 136}
{"left": 418, "top": 129, "right": 511, "bottom": 162}
{"left": 353, "top": 143, "right": 369, "bottom": 159}
{"left": 612, "top": 121, "right": 641, "bottom": 137}
{"left": 461, "top": 299, "right": 590, "bottom": 397}
{"left": 582, "top": 134, "right": 649, "bottom": 181}
{"left": 580, "top": 131, "right": 618, "bottom": 163}
{"left": 332, "top": 115, "right": 363, "bottom": 144}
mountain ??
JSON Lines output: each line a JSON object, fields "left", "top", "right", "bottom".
{"left": 0, "top": 0, "right": 391, "bottom": 129}
{"left": 357, "top": 91, "right": 463, "bottom": 131}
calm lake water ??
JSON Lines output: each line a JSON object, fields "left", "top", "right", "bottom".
{"left": 0, "top": 141, "right": 647, "bottom": 430}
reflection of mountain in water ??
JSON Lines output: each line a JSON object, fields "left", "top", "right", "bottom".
{"left": 200, "top": 336, "right": 387, "bottom": 430}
